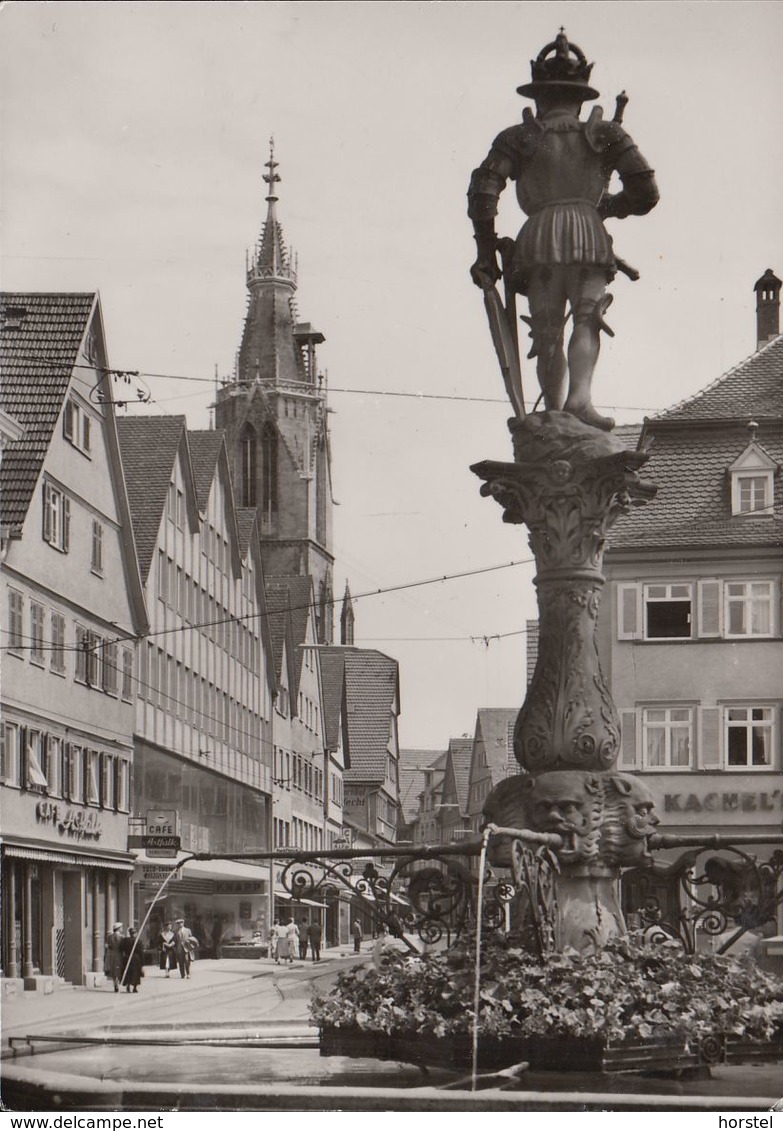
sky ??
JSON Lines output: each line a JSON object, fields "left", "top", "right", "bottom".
{"left": 2, "top": 1, "right": 782, "bottom": 750}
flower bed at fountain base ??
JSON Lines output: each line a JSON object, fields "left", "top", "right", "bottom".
{"left": 320, "top": 1025, "right": 783, "bottom": 1076}
{"left": 311, "top": 935, "right": 783, "bottom": 1077}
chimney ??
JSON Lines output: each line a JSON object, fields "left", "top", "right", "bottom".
{"left": 754, "top": 268, "right": 781, "bottom": 348}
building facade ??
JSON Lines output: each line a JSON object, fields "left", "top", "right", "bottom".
{"left": 117, "top": 417, "right": 276, "bottom": 950}
{"left": 1, "top": 293, "right": 147, "bottom": 987}
{"left": 599, "top": 272, "right": 783, "bottom": 921}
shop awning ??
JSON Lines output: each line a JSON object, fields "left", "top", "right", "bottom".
{"left": 272, "top": 890, "right": 327, "bottom": 908}
{"left": 131, "top": 852, "right": 268, "bottom": 885}
{"left": 2, "top": 841, "right": 135, "bottom": 871}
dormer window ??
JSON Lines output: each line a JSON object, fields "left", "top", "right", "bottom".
{"left": 728, "top": 432, "right": 777, "bottom": 517}
{"left": 735, "top": 474, "right": 770, "bottom": 514}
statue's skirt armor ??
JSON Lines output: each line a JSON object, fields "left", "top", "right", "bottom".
{"left": 513, "top": 200, "right": 614, "bottom": 280}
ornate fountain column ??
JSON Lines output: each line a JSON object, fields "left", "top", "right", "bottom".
{"left": 473, "top": 411, "right": 659, "bottom": 951}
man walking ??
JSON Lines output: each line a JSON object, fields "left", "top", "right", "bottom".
{"left": 173, "top": 918, "right": 196, "bottom": 979}
{"left": 297, "top": 919, "right": 309, "bottom": 960}
{"left": 352, "top": 919, "right": 363, "bottom": 954}
{"left": 307, "top": 919, "right": 322, "bottom": 962}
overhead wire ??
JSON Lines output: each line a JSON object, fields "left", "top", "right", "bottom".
{"left": 0, "top": 556, "right": 536, "bottom": 655}
{"left": 12, "top": 350, "right": 659, "bottom": 412}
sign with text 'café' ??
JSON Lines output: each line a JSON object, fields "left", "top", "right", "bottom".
{"left": 144, "top": 809, "right": 180, "bottom": 858}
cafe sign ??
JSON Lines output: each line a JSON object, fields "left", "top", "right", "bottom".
{"left": 36, "top": 799, "right": 101, "bottom": 840}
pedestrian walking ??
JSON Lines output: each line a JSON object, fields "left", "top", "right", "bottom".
{"left": 120, "top": 927, "right": 144, "bottom": 993}
{"left": 307, "top": 919, "right": 322, "bottom": 962}
{"left": 158, "top": 921, "right": 176, "bottom": 976}
{"left": 211, "top": 915, "right": 223, "bottom": 960}
{"left": 352, "top": 919, "right": 363, "bottom": 954}
{"left": 275, "top": 920, "right": 292, "bottom": 964}
{"left": 173, "top": 918, "right": 197, "bottom": 979}
{"left": 284, "top": 918, "right": 298, "bottom": 963}
{"left": 104, "top": 922, "right": 124, "bottom": 992}
{"left": 269, "top": 918, "right": 282, "bottom": 964}
{"left": 297, "top": 919, "right": 309, "bottom": 960}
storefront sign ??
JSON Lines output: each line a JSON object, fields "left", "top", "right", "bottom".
{"left": 35, "top": 799, "right": 101, "bottom": 840}
{"left": 343, "top": 789, "right": 368, "bottom": 825}
{"left": 664, "top": 789, "right": 783, "bottom": 815}
{"left": 142, "top": 866, "right": 182, "bottom": 885}
{"left": 215, "top": 881, "right": 261, "bottom": 894}
{"left": 146, "top": 809, "right": 178, "bottom": 835}
{"left": 142, "top": 834, "right": 181, "bottom": 855}
{"left": 332, "top": 825, "right": 354, "bottom": 849}
{"left": 144, "top": 810, "right": 179, "bottom": 856}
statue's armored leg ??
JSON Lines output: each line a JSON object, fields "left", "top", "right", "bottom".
{"left": 563, "top": 272, "right": 615, "bottom": 431}
{"left": 527, "top": 272, "right": 568, "bottom": 411}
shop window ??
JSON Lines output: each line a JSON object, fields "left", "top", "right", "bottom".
{"left": 725, "top": 706, "right": 776, "bottom": 769}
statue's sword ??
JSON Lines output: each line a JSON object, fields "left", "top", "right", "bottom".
{"left": 476, "top": 239, "right": 526, "bottom": 420}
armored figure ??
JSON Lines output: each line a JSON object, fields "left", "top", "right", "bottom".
{"left": 468, "top": 31, "right": 659, "bottom": 430}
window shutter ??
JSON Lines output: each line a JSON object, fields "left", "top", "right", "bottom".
{"left": 83, "top": 415, "right": 91, "bottom": 452}
{"left": 63, "top": 400, "right": 74, "bottom": 441}
{"left": 698, "top": 580, "right": 722, "bottom": 637}
{"left": 618, "top": 709, "right": 638, "bottom": 769}
{"left": 42, "top": 483, "right": 52, "bottom": 542}
{"left": 62, "top": 496, "right": 71, "bottom": 552}
{"left": 19, "top": 726, "right": 28, "bottom": 789}
{"left": 699, "top": 707, "right": 722, "bottom": 769}
{"left": 617, "top": 584, "right": 641, "bottom": 640}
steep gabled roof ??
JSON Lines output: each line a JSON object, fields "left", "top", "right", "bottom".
{"left": 609, "top": 427, "right": 783, "bottom": 551}
{"left": 608, "top": 334, "right": 783, "bottom": 552}
{"left": 116, "top": 416, "right": 188, "bottom": 582}
{"left": 265, "top": 574, "right": 315, "bottom": 699}
{"left": 187, "top": 429, "right": 225, "bottom": 512}
{"left": 235, "top": 508, "right": 257, "bottom": 559}
{"left": 319, "top": 649, "right": 348, "bottom": 763}
{"left": 654, "top": 335, "right": 783, "bottom": 422}
{"left": 475, "top": 708, "right": 518, "bottom": 782}
{"left": 441, "top": 737, "right": 474, "bottom": 816}
{"left": 0, "top": 292, "right": 96, "bottom": 532}
{"left": 319, "top": 647, "right": 399, "bottom": 784}
{"left": 398, "top": 748, "right": 442, "bottom": 822}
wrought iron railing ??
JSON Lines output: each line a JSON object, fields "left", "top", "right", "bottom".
{"left": 179, "top": 830, "right": 783, "bottom": 958}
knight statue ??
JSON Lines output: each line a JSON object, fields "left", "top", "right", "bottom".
{"left": 468, "top": 30, "right": 659, "bottom": 431}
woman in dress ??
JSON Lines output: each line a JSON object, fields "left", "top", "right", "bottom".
{"left": 158, "top": 921, "right": 176, "bottom": 977}
{"left": 104, "top": 922, "right": 125, "bottom": 993}
{"left": 120, "top": 927, "right": 144, "bottom": 993}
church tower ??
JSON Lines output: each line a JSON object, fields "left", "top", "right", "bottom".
{"left": 215, "top": 142, "right": 335, "bottom": 642}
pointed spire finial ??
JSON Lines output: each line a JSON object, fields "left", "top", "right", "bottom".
{"left": 263, "top": 136, "right": 281, "bottom": 203}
